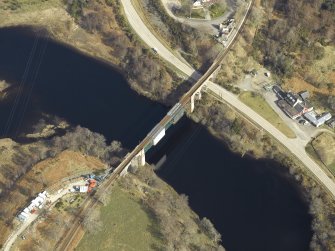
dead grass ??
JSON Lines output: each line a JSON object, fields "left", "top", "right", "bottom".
{"left": 32, "top": 150, "right": 106, "bottom": 184}
{"left": 0, "top": 1, "right": 120, "bottom": 68}
{"left": 0, "top": 149, "right": 105, "bottom": 247}
{"left": 13, "top": 210, "right": 76, "bottom": 251}
{"left": 283, "top": 46, "right": 335, "bottom": 97}
{"left": 283, "top": 76, "right": 334, "bottom": 96}
{"left": 239, "top": 91, "right": 296, "bottom": 138}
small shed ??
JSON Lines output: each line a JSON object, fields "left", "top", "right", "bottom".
{"left": 79, "top": 186, "right": 88, "bottom": 193}
{"left": 299, "top": 91, "right": 309, "bottom": 100}
{"left": 326, "top": 118, "right": 335, "bottom": 129}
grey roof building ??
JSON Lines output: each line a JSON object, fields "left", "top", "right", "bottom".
{"left": 303, "top": 111, "right": 332, "bottom": 127}
{"left": 299, "top": 91, "right": 309, "bottom": 100}
{"left": 285, "top": 92, "right": 301, "bottom": 107}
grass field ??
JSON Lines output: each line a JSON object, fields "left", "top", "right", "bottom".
{"left": 0, "top": 0, "right": 61, "bottom": 12}
{"left": 76, "top": 184, "right": 162, "bottom": 251}
{"left": 239, "top": 92, "right": 296, "bottom": 138}
{"left": 209, "top": 3, "right": 226, "bottom": 19}
{"left": 191, "top": 8, "right": 206, "bottom": 19}
{"left": 306, "top": 132, "right": 335, "bottom": 175}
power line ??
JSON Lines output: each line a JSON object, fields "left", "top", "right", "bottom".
{"left": 14, "top": 33, "right": 50, "bottom": 137}
{"left": 1, "top": 34, "right": 39, "bottom": 138}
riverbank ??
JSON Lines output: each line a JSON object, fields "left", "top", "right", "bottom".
{"left": 0, "top": 130, "right": 224, "bottom": 250}
{"left": 191, "top": 96, "right": 335, "bottom": 250}
{"left": 0, "top": 0, "right": 183, "bottom": 105}
{"left": 0, "top": 1, "right": 334, "bottom": 249}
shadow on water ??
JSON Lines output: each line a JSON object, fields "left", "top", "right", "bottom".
{"left": 0, "top": 27, "right": 167, "bottom": 148}
{"left": 0, "top": 27, "right": 312, "bottom": 251}
{"left": 147, "top": 117, "right": 312, "bottom": 251}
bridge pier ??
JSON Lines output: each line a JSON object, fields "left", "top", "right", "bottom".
{"left": 190, "top": 90, "right": 202, "bottom": 113}
{"left": 120, "top": 149, "right": 146, "bottom": 176}
{"left": 132, "top": 148, "right": 146, "bottom": 167}
{"left": 120, "top": 163, "right": 131, "bottom": 176}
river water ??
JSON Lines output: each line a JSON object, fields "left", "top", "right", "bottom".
{"left": 0, "top": 27, "right": 312, "bottom": 251}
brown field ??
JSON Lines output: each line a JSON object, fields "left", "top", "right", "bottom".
{"left": 283, "top": 46, "right": 335, "bottom": 97}
{"left": 31, "top": 150, "right": 106, "bottom": 184}
{"left": 0, "top": 149, "right": 106, "bottom": 247}
{"left": 283, "top": 76, "right": 334, "bottom": 96}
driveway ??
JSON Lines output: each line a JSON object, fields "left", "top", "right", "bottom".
{"left": 161, "top": 0, "right": 235, "bottom": 34}
{"left": 3, "top": 180, "right": 87, "bottom": 251}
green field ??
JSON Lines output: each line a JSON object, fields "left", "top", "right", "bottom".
{"left": 209, "top": 3, "right": 226, "bottom": 19}
{"left": 191, "top": 8, "right": 206, "bottom": 19}
{"left": 239, "top": 92, "right": 296, "bottom": 138}
{"left": 306, "top": 133, "right": 335, "bottom": 175}
{"left": 76, "top": 185, "right": 162, "bottom": 251}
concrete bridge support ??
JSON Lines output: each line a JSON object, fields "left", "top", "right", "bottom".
{"left": 190, "top": 90, "right": 202, "bottom": 113}
{"left": 132, "top": 148, "right": 146, "bottom": 167}
{"left": 121, "top": 148, "right": 146, "bottom": 176}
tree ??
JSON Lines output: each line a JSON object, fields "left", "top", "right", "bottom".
{"left": 182, "top": 0, "right": 193, "bottom": 17}
{"left": 199, "top": 217, "right": 222, "bottom": 243}
{"left": 328, "top": 96, "right": 335, "bottom": 111}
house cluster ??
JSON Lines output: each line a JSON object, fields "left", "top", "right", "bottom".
{"left": 215, "top": 19, "right": 235, "bottom": 45}
{"left": 193, "top": 0, "right": 214, "bottom": 8}
{"left": 18, "top": 191, "right": 48, "bottom": 222}
{"left": 274, "top": 86, "right": 333, "bottom": 127}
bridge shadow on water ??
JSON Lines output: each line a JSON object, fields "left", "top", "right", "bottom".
{"left": 147, "top": 117, "right": 312, "bottom": 251}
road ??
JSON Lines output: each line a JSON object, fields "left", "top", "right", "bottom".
{"left": 161, "top": 0, "right": 235, "bottom": 34}
{"left": 121, "top": 0, "right": 197, "bottom": 78}
{"left": 119, "top": 0, "right": 335, "bottom": 198}
{"left": 206, "top": 81, "right": 335, "bottom": 197}
{"left": 3, "top": 180, "right": 86, "bottom": 251}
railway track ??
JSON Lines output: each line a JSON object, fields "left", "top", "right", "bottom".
{"left": 56, "top": 1, "right": 254, "bottom": 250}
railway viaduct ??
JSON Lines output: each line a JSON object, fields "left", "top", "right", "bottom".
{"left": 118, "top": 60, "right": 222, "bottom": 176}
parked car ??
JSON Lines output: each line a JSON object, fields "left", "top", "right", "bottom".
{"left": 299, "top": 119, "right": 309, "bottom": 125}
{"left": 298, "top": 119, "right": 306, "bottom": 124}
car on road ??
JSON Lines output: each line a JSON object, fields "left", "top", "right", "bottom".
{"left": 152, "top": 47, "right": 158, "bottom": 54}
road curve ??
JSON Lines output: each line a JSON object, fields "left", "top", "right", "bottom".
{"left": 119, "top": 0, "right": 335, "bottom": 198}
{"left": 120, "top": 0, "right": 196, "bottom": 77}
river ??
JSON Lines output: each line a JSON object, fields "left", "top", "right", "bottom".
{"left": 0, "top": 27, "right": 312, "bottom": 251}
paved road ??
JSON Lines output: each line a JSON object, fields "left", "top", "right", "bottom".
{"left": 206, "top": 81, "right": 335, "bottom": 197}
{"left": 161, "top": 0, "right": 234, "bottom": 34}
{"left": 120, "top": 0, "right": 335, "bottom": 198}
{"left": 3, "top": 180, "right": 86, "bottom": 251}
{"left": 121, "top": 0, "right": 197, "bottom": 78}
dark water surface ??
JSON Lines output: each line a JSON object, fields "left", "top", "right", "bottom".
{"left": 0, "top": 27, "right": 166, "bottom": 147}
{"left": 0, "top": 27, "right": 312, "bottom": 251}
{"left": 148, "top": 118, "right": 312, "bottom": 251}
